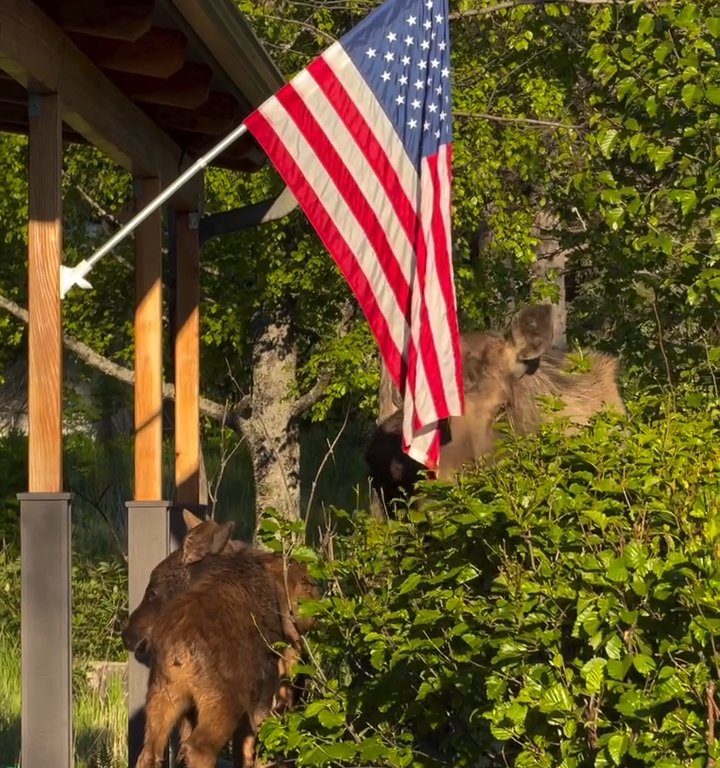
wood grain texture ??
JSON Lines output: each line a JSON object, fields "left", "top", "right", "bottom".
{"left": 134, "top": 177, "right": 163, "bottom": 501}
{"left": 174, "top": 211, "right": 201, "bottom": 504}
{"left": 28, "top": 93, "right": 62, "bottom": 493}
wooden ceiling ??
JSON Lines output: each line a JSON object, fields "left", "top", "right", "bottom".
{"left": 0, "top": 0, "right": 284, "bottom": 176}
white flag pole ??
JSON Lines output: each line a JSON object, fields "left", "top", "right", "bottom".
{"left": 60, "top": 122, "right": 250, "bottom": 299}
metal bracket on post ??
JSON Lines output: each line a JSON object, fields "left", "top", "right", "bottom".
{"left": 27, "top": 94, "right": 42, "bottom": 118}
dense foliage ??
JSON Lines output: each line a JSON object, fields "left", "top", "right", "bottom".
{"left": 259, "top": 391, "right": 720, "bottom": 767}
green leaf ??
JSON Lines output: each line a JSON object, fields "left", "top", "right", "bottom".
{"left": 398, "top": 573, "right": 422, "bottom": 594}
{"left": 322, "top": 742, "right": 357, "bottom": 760}
{"left": 707, "top": 86, "right": 720, "bottom": 106}
{"left": 632, "top": 654, "right": 657, "bottom": 675}
{"left": 598, "top": 128, "right": 619, "bottom": 158}
{"left": 540, "top": 683, "right": 574, "bottom": 713}
{"left": 607, "top": 733, "right": 630, "bottom": 765}
{"left": 667, "top": 189, "right": 698, "bottom": 216}
{"left": 581, "top": 657, "right": 607, "bottom": 694}
{"left": 682, "top": 83, "right": 702, "bottom": 109}
{"left": 607, "top": 557, "right": 629, "bottom": 583}
{"left": 637, "top": 13, "right": 654, "bottom": 34}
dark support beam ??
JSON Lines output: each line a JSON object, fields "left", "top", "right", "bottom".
{"left": 58, "top": 0, "right": 155, "bottom": 41}
{"left": 141, "top": 91, "right": 240, "bottom": 137}
{"left": 174, "top": 209, "right": 201, "bottom": 506}
{"left": 199, "top": 185, "right": 298, "bottom": 245}
{"left": 19, "top": 492, "right": 73, "bottom": 768}
{"left": 108, "top": 62, "right": 213, "bottom": 109}
{"left": 70, "top": 27, "right": 187, "bottom": 78}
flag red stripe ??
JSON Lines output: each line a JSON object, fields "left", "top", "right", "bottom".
{"left": 245, "top": 106, "right": 406, "bottom": 379}
{"left": 275, "top": 83, "right": 412, "bottom": 317}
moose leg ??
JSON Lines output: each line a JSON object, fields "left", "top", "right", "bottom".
{"left": 135, "top": 682, "right": 187, "bottom": 768}
{"left": 274, "top": 646, "right": 300, "bottom": 712}
{"left": 232, "top": 714, "right": 255, "bottom": 768}
{"left": 183, "top": 701, "right": 237, "bottom": 768}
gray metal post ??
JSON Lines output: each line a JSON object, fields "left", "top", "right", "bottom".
{"left": 18, "top": 492, "right": 73, "bottom": 768}
{"left": 126, "top": 500, "right": 171, "bottom": 767}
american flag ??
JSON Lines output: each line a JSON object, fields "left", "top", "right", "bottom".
{"left": 245, "top": 0, "right": 464, "bottom": 469}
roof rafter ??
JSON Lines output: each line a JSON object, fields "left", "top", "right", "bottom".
{"left": 0, "top": 0, "right": 201, "bottom": 209}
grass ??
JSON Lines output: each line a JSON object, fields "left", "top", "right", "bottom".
{"left": 0, "top": 642, "right": 127, "bottom": 768}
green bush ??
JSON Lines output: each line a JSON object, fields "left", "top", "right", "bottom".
{"left": 260, "top": 389, "right": 720, "bottom": 768}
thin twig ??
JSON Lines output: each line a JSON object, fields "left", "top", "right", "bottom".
{"left": 708, "top": 681, "right": 717, "bottom": 767}
{"left": 305, "top": 404, "right": 351, "bottom": 521}
{"left": 449, "top": 0, "right": 632, "bottom": 21}
{"left": 454, "top": 110, "right": 585, "bottom": 130}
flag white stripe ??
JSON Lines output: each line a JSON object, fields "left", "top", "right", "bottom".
{"left": 258, "top": 95, "right": 411, "bottom": 360}
{"left": 435, "top": 145, "right": 463, "bottom": 411}
{"left": 292, "top": 69, "right": 417, "bottom": 288}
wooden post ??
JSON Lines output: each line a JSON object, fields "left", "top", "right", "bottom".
{"left": 128, "top": 177, "right": 168, "bottom": 767}
{"left": 21, "top": 92, "right": 72, "bottom": 768}
{"left": 28, "top": 93, "right": 62, "bottom": 492}
{"left": 134, "top": 177, "right": 163, "bottom": 500}
{"left": 174, "top": 210, "right": 201, "bottom": 507}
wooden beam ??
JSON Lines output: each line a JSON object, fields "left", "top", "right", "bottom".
{"left": 0, "top": 0, "right": 201, "bottom": 209}
{"left": 70, "top": 27, "right": 187, "bottom": 78}
{"left": 28, "top": 93, "right": 62, "bottom": 494}
{"left": 168, "top": 0, "right": 284, "bottom": 109}
{"left": 172, "top": 130, "right": 266, "bottom": 172}
{"left": 142, "top": 92, "right": 240, "bottom": 136}
{"left": 134, "top": 177, "right": 163, "bottom": 501}
{"left": 108, "top": 62, "right": 213, "bottom": 109}
{"left": 174, "top": 210, "right": 201, "bottom": 505}
{"left": 58, "top": 0, "right": 154, "bottom": 41}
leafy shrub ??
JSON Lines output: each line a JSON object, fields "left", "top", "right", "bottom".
{"left": 260, "top": 389, "right": 720, "bottom": 768}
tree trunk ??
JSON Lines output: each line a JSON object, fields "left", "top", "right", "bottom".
{"left": 531, "top": 209, "right": 567, "bottom": 349}
{"left": 377, "top": 358, "right": 401, "bottom": 423}
{"left": 246, "top": 307, "right": 300, "bottom": 530}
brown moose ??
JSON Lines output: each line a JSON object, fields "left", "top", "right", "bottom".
{"left": 124, "top": 511, "right": 318, "bottom": 768}
{"left": 366, "top": 304, "right": 625, "bottom": 511}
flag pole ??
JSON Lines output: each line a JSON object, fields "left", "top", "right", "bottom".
{"left": 60, "top": 122, "right": 250, "bottom": 299}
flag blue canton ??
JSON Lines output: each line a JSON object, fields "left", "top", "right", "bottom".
{"left": 341, "top": 0, "right": 453, "bottom": 163}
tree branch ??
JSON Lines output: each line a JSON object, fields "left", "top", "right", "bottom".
{"left": 449, "top": 0, "right": 630, "bottom": 20}
{"left": 290, "top": 372, "right": 332, "bottom": 420}
{"left": 454, "top": 110, "right": 585, "bottom": 130}
{"left": 0, "top": 292, "right": 251, "bottom": 429}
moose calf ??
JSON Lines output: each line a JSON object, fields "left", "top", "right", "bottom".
{"left": 124, "top": 512, "right": 318, "bottom": 768}
{"left": 367, "top": 304, "right": 625, "bottom": 511}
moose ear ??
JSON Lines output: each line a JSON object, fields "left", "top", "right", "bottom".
{"left": 182, "top": 508, "right": 205, "bottom": 531}
{"left": 210, "top": 521, "right": 235, "bottom": 555}
{"left": 181, "top": 520, "right": 235, "bottom": 565}
{"left": 506, "top": 304, "right": 554, "bottom": 361}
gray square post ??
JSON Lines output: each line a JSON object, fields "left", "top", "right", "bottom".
{"left": 18, "top": 492, "right": 73, "bottom": 768}
{"left": 127, "top": 500, "right": 171, "bottom": 767}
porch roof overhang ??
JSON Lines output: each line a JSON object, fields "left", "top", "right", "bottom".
{"left": 0, "top": 0, "right": 284, "bottom": 210}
